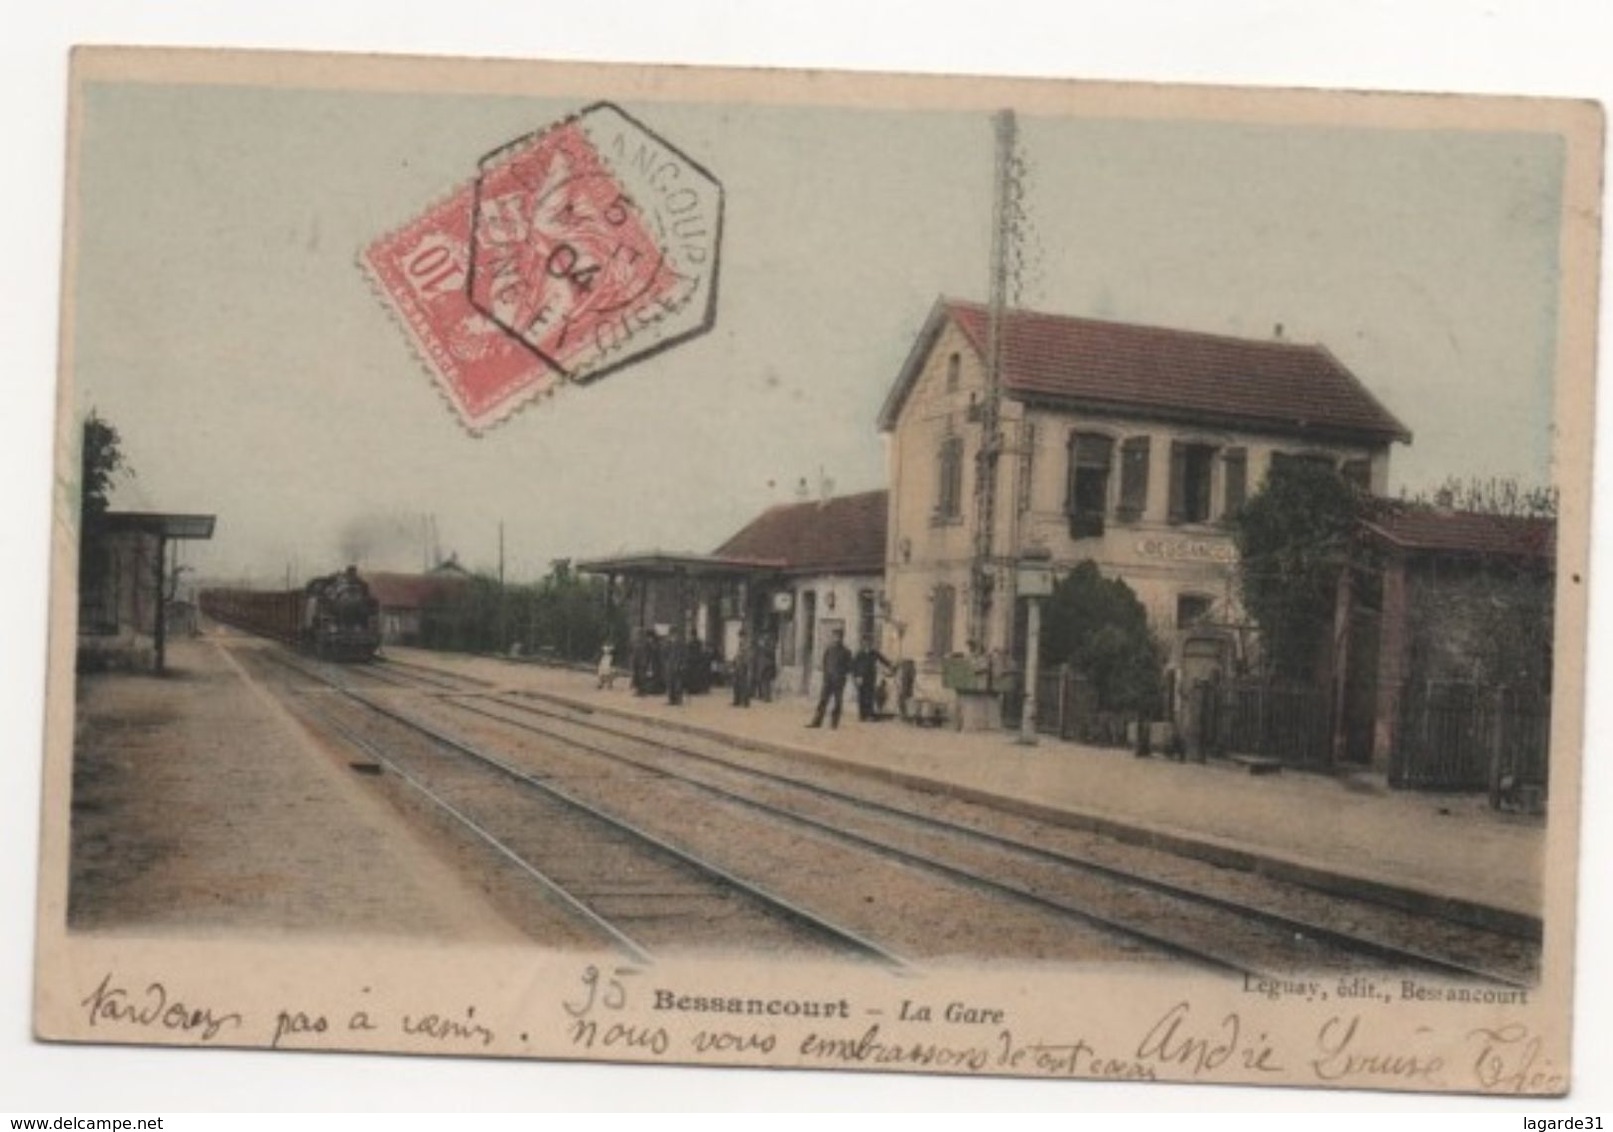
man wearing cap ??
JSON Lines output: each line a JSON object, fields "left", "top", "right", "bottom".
{"left": 806, "top": 629, "right": 852, "bottom": 729}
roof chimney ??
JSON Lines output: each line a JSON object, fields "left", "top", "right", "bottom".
{"left": 1273, "top": 322, "right": 1285, "bottom": 341}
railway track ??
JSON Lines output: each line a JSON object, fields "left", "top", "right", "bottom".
{"left": 450, "top": 687, "right": 1534, "bottom": 985}
{"left": 330, "top": 651, "right": 1535, "bottom": 984}
{"left": 248, "top": 649, "right": 905, "bottom": 967}
{"left": 264, "top": 652, "right": 1199, "bottom": 967}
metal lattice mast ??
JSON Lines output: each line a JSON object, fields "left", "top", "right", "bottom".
{"left": 969, "top": 109, "right": 1018, "bottom": 654}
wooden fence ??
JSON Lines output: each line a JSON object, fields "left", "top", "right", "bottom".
{"left": 1208, "top": 678, "right": 1334, "bottom": 770}
{"left": 1391, "top": 681, "right": 1550, "bottom": 802}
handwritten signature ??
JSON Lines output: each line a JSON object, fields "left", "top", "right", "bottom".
{"left": 1136, "top": 1001, "right": 1283, "bottom": 1076}
{"left": 80, "top": 972, "right": 243, "bottom": 1043}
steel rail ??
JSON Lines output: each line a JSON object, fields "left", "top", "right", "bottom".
{"left": 267, "top": 650, "right": 908, "bottom": 970}
{"left": 468, "top": 688, "right": 1534, "bottom": 988}
{"left": 439, "top": 698, "right": 1297, "bottom": 978}
{"left": 376, "top": 656, "right": 495, "bottom": 689}
{"left": 298, "top": 697, "right": 655, "bottom": 964}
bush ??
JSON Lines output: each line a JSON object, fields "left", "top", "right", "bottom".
{"left": 1039, "top": 561, "right": 1164, "bottom": 716}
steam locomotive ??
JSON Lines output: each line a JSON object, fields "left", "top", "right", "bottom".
{"left": 201, "top": 567, "right": 382, "bottom": 662}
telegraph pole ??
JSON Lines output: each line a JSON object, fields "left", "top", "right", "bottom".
{"left": 969, "top": 109, "right": 1018, "bottom": 656}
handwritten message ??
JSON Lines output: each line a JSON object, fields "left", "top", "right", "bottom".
{"left": 71, "top": 966, "right": 1565, "bottom": 1095}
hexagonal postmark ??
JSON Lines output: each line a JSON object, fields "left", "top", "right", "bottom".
{"left": 469, "top": 104, "right": 723, "bottom": 385}
{"left": 362, "top": 103, "right": 722, "bottom": 433}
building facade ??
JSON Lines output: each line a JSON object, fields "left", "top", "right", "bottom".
{"left": 713, "top": 490, "right": 887, "bottom": 696}
{"left": 362, "top": 560, "right": 470, "bottom": 646}
{"left": 877, "top": 298, "right": 1411, "bottom": 702}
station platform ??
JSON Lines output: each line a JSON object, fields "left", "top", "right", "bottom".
{"left": 388, "top": 646, "right": 1547, "bottom": 933}
{"left": 67, "top": 636, "right": 526, "bottom": 941}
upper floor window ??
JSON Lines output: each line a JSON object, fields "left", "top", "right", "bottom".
{"left": 936, "top": 434, "right": 965, "bottom": 521}
{"left": 1118, "top": 436, "right": 1151, "bottom": 521}
{"left": 1066, "top": 432, "right": 1114, "bottom": 538}
{"left": 1017, "top": 421, "right": 1038, "bottom": 513}
{"left": 1222, "top": 447, "right": 1248, "bottom": 516}
{"left": 1169, "top": 441, "right": 1217, "bottom": 524}
{"left": 945, "top": 352, "right": 961, "bottom": 392}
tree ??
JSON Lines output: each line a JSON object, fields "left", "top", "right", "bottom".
{"left": 1231, "top": 460, "right": 1369, "bottom": 679}
{"left": 419, "top": 558, "right": 624, "bottom": 661}
{"left": 80, "top": 411, "right": 130, "bottom": 523}
{"left": 1401, "top": 475, "right": 1558, "bottom": 519}
{"left": 1039, "top": 561, "right": 1163, "bottom": 715}
{"left": 78, "top": 412, "right": 133, "bottom": 597}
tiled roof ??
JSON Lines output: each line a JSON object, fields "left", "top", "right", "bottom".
{"left": 360, "top": 571, "right": 468, "bottom": 610}
{"left": 713, "top": 490, "right": 888, "bottom": 575}
{"left": 879, "top": 298, "right": 1411, "bottom": 444}
{"left": 1364, "top": 509, "right": 1556, "bottom": 561}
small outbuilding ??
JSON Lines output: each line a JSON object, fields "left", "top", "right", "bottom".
{"left": 1362, "top": 507, "right": 1555, "bottom": 795}
{"left": 77, "top": 510, "right": 216, "bottom": 673}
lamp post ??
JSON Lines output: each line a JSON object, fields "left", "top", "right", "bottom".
{"left": 1015, "top": 546, "right": 1054, "bottom": 746}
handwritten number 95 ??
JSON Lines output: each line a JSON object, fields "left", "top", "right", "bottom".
{"left": 566, "top": 965, "right": 637, "bottom": 1018}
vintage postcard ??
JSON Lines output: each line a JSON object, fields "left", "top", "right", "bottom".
{"left": 35, "top": 46, "right": 1600, "bottom": 1098}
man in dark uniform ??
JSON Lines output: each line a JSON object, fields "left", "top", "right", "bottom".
{"left": 754, "top": 632, "right": 777, "bottom": 702}
{"left": 731, "top": 628, "right": 752, "bottom": 708}
{"left": 665, "top": 630, "right": 686, "bottom": 706}
{"left": 852, "top": 640, "right": 895, "bottom": 721}
{"left": 629, "top": 628, "right": 648, "bottom": 696}
{"left": 806, "top": 629, "right": 852, "bottom": 729}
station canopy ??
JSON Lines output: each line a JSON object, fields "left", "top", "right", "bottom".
{"left": 576, "top": 551, "right": 786, "bottom": 581}
{"left": 95, "top": 511, "right": 217, "bottom": 540}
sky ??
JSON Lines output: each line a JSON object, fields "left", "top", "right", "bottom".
{"left": 66, "top": 72, "right": 1570, "bottom": 585}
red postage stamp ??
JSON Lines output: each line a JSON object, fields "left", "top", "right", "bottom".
{"left": 362, "top": 179, "right": 559, "bottom": 433}
{"left": 363, "top": 103, "right": 723, "bottom": 432}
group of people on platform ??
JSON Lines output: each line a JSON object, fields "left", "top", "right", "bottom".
{"left": 617, "top": 626, "right": 779, "bottom": 707}
{"left": 599, "top": 625, "right": 915, "bottom": 728}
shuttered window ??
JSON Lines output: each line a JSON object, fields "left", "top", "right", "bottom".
{"left": 1118, "top": 437, "right": 1150, "bottom": 521}
{"left": 930, "top": 583, "right": 956, "bottom": 658}
{"left": 1017, "top": 421, "right": 1037, "bottom": 513}
{"left": 1169, "top": 441, "right": 1217, "bottom": 524}
{"left": 1066, "top": 432, "right": 1113, "bottom": 538}
{"left": 1222, "top": 447, "right": 1248, "bottom": 516}
{"left": 936, "top": 434, "right": 964, "bottom": 520}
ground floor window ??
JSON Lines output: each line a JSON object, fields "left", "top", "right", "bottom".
{"left": 1176, "top": 592, "right": 1213, "bottom": 629}
{"left": 930, "top": 583, "right": 956, "bottom": 658}
{"left": 857, "top": 588, "right": 877, "bottom": 648}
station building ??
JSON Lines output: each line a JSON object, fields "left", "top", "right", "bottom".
{"left": 712, "top": 489, "right": 887, "bottom": 696}
{"left": 876, "top": 298, "right": 1412, "bottom": 696}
